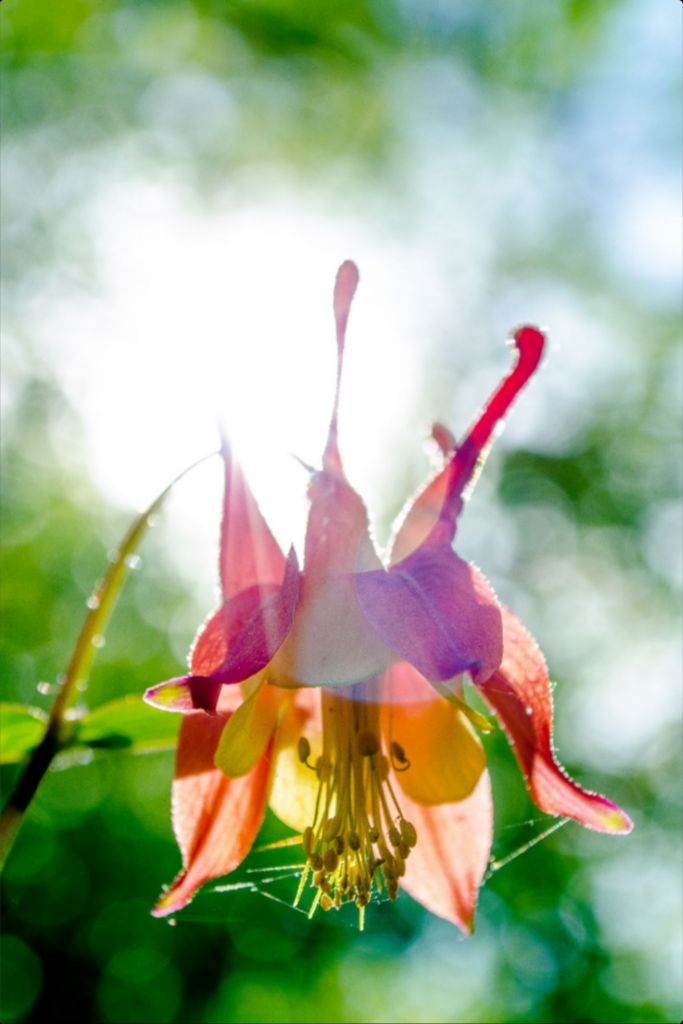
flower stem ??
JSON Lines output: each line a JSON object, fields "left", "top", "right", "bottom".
{"left": 0, "top": 451, "right": 218, "bottom": 870}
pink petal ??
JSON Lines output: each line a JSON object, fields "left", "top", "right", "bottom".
{"left": 390, "top": 326, "right": 545, "bottom": 562}
{"left": 144, "top": 677, "right": 216, "bottom": 714}
{"left": 220, "top": 439, "right": 286, "bottom": 599}
{"left": 276, "top": 450, "right": 389, "bottom": 687}
{"left": 190, "top": 608, "right": 243, "bottom": 713}
{"left": 431, "top": 421, "right": 456, "bottom": 456}
{"left": 144, "top": 674, "right": 247, "bottom": 714}
{"left": 212, "top": 549, "right": 300, "bottom": 684}
{"left": 269, "top": 261, "right": 392, "bottom": 687}
{"left": 399, "top": 771, "right": 493, "bottom": 934}
{"left": 145, "top": 551, "right": 300, "bottom": 711}
{"left": 478, "top": 607, "right": 633, "bottom": 834}
{"left": 153, "top": 711, "right": 271, "bottom": 916}
{"left": 323, "top": 260, "right": 359, "bottom": 475}
{"left": 354, "top": 543, "right": 502, "bottom": 683}
{"left": 190, "top": 607, "right": 227, "bottom": 675}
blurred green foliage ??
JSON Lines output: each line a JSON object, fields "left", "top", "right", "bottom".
{"left": 1, "top": 1, "right": 680, "bottom": 1023}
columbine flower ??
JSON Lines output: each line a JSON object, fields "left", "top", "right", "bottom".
{"left": 145, "top": 262, "right": 632, "bottom": 932}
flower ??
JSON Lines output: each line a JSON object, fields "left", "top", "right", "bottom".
{"left": 145, "top": 261, "right": 632, "bottom": 932}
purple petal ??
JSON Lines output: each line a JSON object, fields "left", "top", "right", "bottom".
{"left": 355, "top": 543, "right": 502, "bottom": 683}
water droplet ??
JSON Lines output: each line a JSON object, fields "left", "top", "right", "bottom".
{"left": 56, "top": 672, "right": 66, "bottom": 685}
{"left": 77, "top": 681, "right": 88, "bottom": 692}
{"left": 524, "top": 706, "right": 533, "bottom": 716}
{"left": 91, "top": 634, "right": 106, "bottom": 649}
{"left": 167, "top": 918, "right": 176, "bottom": 927}
{"left": 125, "top": 554, "right": 141, "bottom": 570}
{"left": 86, "top": 594, "right": 101, "bottom": 610}
{"left": 37, "top": 681, "right": 53, "bottom": 695}
{"left": 64, "top": 704, "right": 87, "bottom": 721}
{"left": 147, "top": 514, "right": 159, "bottom": 528}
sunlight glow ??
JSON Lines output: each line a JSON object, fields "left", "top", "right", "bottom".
{"left": 36, "top": 183, "right": 428, "bottom": 586}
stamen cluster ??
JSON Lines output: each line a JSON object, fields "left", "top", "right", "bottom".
{"left": 295, "top": 691, "right": 418, "bottom": 928}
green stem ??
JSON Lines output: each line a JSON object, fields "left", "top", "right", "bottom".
{"left": 0, "top": 451, "right": 218, "bottom": 869}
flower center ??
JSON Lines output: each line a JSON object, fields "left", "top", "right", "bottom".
{"left": 294, "top": 689, "right": 417, "bottom": 929}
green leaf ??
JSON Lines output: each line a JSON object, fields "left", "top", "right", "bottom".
{"left": 0, "top": 704, "right": 48, "bottom": 764}
{"left": 76, "top": 695, "right": 180, "bottom": 754}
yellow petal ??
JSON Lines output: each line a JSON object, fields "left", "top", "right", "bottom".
{"left": 386, "top": 692, "right": 486, "bottom": 805}
{"left": 214, "top": 678, "right": 281, "bottom": 777}
{"left": 268, "top": 694, "right": 322, "bottom": 833}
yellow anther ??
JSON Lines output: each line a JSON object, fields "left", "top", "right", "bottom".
{"left": 368, "top": 825, "right": 380, "bottom": 843}
{"left": 313, "top": 869, "right": 325, "bottom": 887}
{"left": 348, "top": 832, "right": 360, "bottom": 851}
{"left": 323, "top": 848, "right": 339, "bottom": 872}
{"left": 388, "top": 826, "right": 401, "bottom": 848}
{"left": 334, "top": 835, "right": 345, "bottom": 855}
{"left": 315, "top": 756, "right": 330, "bottom": 781}
{"left": 400, "top": 819, "right": 417, "bottom": 847}
{"left": 321, "top": 894, "right": 333, "bottom": 911}
{"left": 357, "top": 729, "right": 380, "bottom": 757}
{"left": 297, "top": 736, "right": 311, "bottom": 764}
{"left": 334, "top": 890, "right": 342, "bottom": 909}
{"left": 398, "top": 838, "right": 410, "bottom": 860}
{"left": 309, "top": 853, "right": 323, "bottom": 871}
{"left": 322, "top": 816, "right": 341, "bottom": 841}
{"left": 302, "top": 826, "right": 314, "bottom": 856}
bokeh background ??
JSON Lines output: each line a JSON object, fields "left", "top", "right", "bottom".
{"left": 1, "top": 1, "right": 681, "bottom": 1022}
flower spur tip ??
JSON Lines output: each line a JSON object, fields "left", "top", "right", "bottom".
{"left": 510, "top": 324, "right": 546, "bottom": 369}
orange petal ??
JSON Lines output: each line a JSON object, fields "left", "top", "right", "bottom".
{"left": 153, "top": 711, "right": 271, "bottom": 916}
{"left": 399, "top": 771, "right": 493, "bottom": 934}
{"left": 383, "top": 663, "right": 486, "bottom": 805}
{"left": 478, "top": 607, "right": 633, "bottom": 834}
